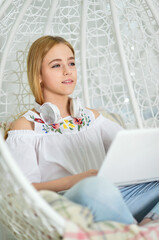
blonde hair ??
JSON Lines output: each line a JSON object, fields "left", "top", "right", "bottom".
{"left": 4, "top": 36, "right": 74, "bottom": 140}
{"left": 27, "top": 35, "right": 75, "bottom": 105}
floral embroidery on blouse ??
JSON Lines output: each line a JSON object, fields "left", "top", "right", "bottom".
{"left": 30, "top": 111, "right": 91, "bottom": 134}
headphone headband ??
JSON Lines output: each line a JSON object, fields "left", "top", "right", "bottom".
{"left": 34, "top": 98, "right": 82, "bottom": 124}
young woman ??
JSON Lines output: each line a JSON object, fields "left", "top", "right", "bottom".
{"left": 6, "top": 35, "right": 159, "bottom": 225}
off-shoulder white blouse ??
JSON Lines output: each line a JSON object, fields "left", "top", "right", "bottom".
{"left": 6, "top": 108, "right": 123, "bottom": 183}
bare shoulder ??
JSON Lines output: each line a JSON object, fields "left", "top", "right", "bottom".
{"left": 86, "top": 108, "right": 100, "bottom": 119}
{"left": 10, "top": 117, "right": 34, "bottom": 130}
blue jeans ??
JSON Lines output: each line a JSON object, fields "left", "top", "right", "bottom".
{"left": 120, "top": 181, "right": 159, "bottom": 222}
{"left": 64, "top": 176, "right": 159, "bottom": 224}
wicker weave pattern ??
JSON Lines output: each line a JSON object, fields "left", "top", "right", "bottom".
{"left": 0, "top": 1, "right": 159, "bottom": 239}
{"left": 0, "top": 135, "right": 66, "bottom": 240}
{"left": 0, "top": 0, "right": 159, "bottom": 128}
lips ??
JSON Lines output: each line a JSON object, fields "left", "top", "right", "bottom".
{"left": 62, "top": 79, "right": 73, "bottom": 84}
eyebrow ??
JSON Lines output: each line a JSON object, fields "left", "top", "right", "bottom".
{"left": 48, "top": 56, "right": 75, "bottom": 65}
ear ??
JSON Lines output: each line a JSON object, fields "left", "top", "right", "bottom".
{"left": 39, "top": 74, "right": 43, "bottom": 86}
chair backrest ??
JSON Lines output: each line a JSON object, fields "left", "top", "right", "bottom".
{"left": 0, "top": 0, "right": 159, "bottom": 129}
{"left": 0, "top": 133, "right": 67, "bottom": 240}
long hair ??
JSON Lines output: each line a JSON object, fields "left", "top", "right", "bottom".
{"left": 4, "top": 36, "right": 75, "bottom": 139}
{"left": 27, "top": 35, "right": 75, "bottom": 105}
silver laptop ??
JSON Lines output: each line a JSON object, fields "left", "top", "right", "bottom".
{"left": 98, "top": 128, "right": 159, "bottom": 186}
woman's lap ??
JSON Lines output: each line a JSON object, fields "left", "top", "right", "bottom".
{"left": 64, "top": 177, "right": 159, "bottom": 224}
{"left": 64, "top": 176, "right": 135, "bottom": 224}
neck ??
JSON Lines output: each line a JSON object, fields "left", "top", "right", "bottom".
{"left": 43, "top": 95, "right": 71, "bottom": 118}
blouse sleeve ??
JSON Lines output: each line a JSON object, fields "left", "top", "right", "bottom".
{"left": 6, "top": 131, "right": 41, "bottom": 183}
{"left": 98, "top": 115, "right": 124, "bottom": 153}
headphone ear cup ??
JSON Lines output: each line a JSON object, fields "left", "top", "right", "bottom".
{"left": 40, "top": 102, "right": 61, "bottom": 124}
{"left": 70, "top": 98, "right": 82, "bottom": 118}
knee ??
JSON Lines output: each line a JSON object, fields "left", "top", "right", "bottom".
{"left": 64, "top": 176, "right": 134, "bottom": 223}
{"left": 78, "top": 176, "right": 119, "bottom": 197}
{"left": 65, "top": 176, "right": 120, "bottom": 204}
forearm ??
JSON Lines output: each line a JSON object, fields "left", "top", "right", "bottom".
{"left": 32, "top": 169, "right": 98, "bottom": 192}
{"left": 32, "top": 173, "right": 87, "bottom": 192}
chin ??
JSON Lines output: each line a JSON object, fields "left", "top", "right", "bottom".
{"left": 63, "top": 87, "right": 76, "bottom": 95}
{"left": 64, "top": 90, "right": 74, "bottom": 96}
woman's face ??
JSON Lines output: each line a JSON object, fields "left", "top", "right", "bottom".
{"left": 40, "top": 43, "right": 77, "bottom": 100}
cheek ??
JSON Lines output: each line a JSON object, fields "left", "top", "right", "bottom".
{"left": 73, "top": 69, "right": 77, "bottom": 80}
{"left": 41, "top": 70, "right": 56, "bottom": 83}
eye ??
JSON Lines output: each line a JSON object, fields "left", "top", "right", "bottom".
{"left": 69, "top": 62, "right": 75, "bottom": 66}
{"left": 52, "top": 64, "right": 60, "bottom": 68}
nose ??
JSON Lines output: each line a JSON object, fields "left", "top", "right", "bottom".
{"left": 63, "top": 65, "right": 71, "bottom": 75}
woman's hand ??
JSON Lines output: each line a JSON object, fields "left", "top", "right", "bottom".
{"left": 68, "top": 169, "right": 98, "bottom": 189}
{"left": 81, "top": 169, "right": 98, "bottom": 178}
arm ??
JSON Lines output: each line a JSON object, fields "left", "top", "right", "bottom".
{"left": 92, "top": 110, "right": 123, "bottom": 152}
{"left": 32, "top": 169, "right": 98, "bottom": 191}
{"left": 10, "top": 117, "right": 34, "bottom": 130}
{"left": 86, "top": 108, "right": 100, "bottom": 119}
{"left": 87, "top": 108, "right": 123, "bottom": 147}
{"left": 8, "top": 117, "right": 98, "bottom": 192}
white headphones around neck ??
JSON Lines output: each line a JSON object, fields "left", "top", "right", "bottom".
{"left": 34, "top": 98, "right": 83, "bottom": 125}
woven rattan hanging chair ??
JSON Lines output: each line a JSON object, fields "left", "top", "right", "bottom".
{"left": 0, "top": 133, "right": 70, "bottom": 240}
{"left": 0, "top": 0, "right": 159, "bottom": 239}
